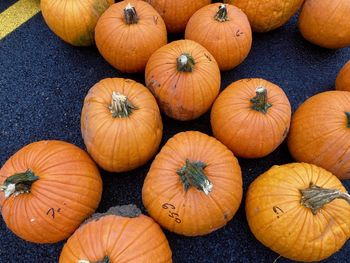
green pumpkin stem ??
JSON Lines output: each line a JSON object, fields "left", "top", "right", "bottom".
{"left": 250, "top": 87, "right": 272, "bottom": 114}
{"left": 177, "top": 159, "right": 213, "bottom": 195}
{"left": 300, "top": 183, "right": 350, "bottom": 215}
{"left": 177, "top": 53, "right": 195, "bottom": 72}
{"left": 0, "top": 170, "right": 39, "bottom": 198}
{"left": 78, "top": 256, "right": 110, "bottom": 263}
{"left": 345, "top": 112, "right": 350, "bottom": 128}
{"left": 215, "top": 4, "right": 229, "bottom": 22}
{"left": 124, "top": 3, "right": 139, "bottom": 24}
{"left": 109, "top": 92, "right": 137, "bottom": 118}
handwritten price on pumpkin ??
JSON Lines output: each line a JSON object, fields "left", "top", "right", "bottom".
{"left": 162, "top": 203, "right": 182, "bottom": 224}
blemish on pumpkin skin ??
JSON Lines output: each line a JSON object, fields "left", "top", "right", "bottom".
{"left": 153, "top": 16, "right": 159, "bottom": 25}
{"left": 204, "top": 53, "right": 212, "bottom": 62}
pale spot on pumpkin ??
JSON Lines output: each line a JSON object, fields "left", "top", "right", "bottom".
{"left": 30, "top": 218, "right": 35, "bottom": 222}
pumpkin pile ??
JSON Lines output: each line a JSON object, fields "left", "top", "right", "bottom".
{"left": 1, "top": 0, "right": 350, "bottom": 262}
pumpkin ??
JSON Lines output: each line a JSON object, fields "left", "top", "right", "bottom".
{"left": 288, "top": 91, "right": 350, "bottom": 180}
{"left": 185, "top": 3, "right": 252, "bottom": 71}
{"left": 145, "top": 40, "right": 221, "bottom": 121}
{"left": 298, "top": 0, "right": 350, "bottom": 49}
{"left": 81, "top": 78, "right": 163, "bottom": 172}
{"left": 211, "top": 78, "right": 291, "bottom": 158}
{"left": 41, "top": 0, "right": 113, "bottom": 46}
{"left": 95, "top": 1, "right": 167, "bottom": 73}
{"left": 144, "top": 0, "right": 211, "bottom": 33}
{"left": 224, "top": 0, "right": 304, "bottom": 32}
{"left": 246, "top": 163, "right": 350, "bottom": 262}
{"left": 59, "top": 205, "right": 172, "bottom": 263}
{"left": 0, "top": 140, "right": 102, "bottom": 243}
{"left": 142, "top": 131, "right": 243, "bottom": 236}
{"left": 336, "top": 60, "right": 350, "bottom": 91}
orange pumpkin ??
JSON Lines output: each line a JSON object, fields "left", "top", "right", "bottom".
{"left": 142, "top": 131, "right": 243, "bottom": 236}
{"left": 145, "top": 40, "right": 221, "bottom": 121}
{"left": 59, "top": 205, "right": 172, "bottom": 263}
{"left": 224, "top": 0, "right": 304, "bottom": 32}
{"left": 41, "top": 0, "right": 113, "bottom": 46}
{"left": 185, "top": 3, "right": 252, "bottom": 71}
{"left": 144, "top": 0, "right": 211, "bottom": 33}
{"left": 0, "top": 140, "right": 102, "bottom": 243}
{"left": 246, "top": 163, "right": 350, "bottom": 262}
{"left": 211, "top": 78, "right": 291, "bottom": 158}
{"left": 81, "top": 78, "right": 163, "bottom": 172}
{"left": 298, "top": 0, "right": 350, "bottom": 49}
{"left": 95, "top": 0, "right": 167, "bottom": 73}
{"left": 336, "top": 60, "right": 350, "bottom": 91}
{"left": 288, "top": 91, "right": 350, "bottom": 180}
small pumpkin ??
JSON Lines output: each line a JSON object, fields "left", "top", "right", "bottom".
{"left": 298, "top": 0, "right": 350, "bottom": 49}
{"left": 288, "top": 91, "right": 350, "bottom": 180}
{"left": 41, "top": 0, "right": 113, "bottom": 46}
{"left": 336, "top": 60, "right": 350, "bottom": 91}
{"left": 145, "top": 40, "right": 221, "bottom": 121}
{"left": 211, "top": 78, "right": 291, "bottom": 158}
{"left": 142, "top": 131, "right": 243, "bottom": 236}
{"left": 246, "top": 163, "right": 350, "bottom": 262}
{"left": 224, "top": 0, "right": 304, "bottom": 32}
{"left": 185, "top": 3, "right": 252, "bottom": 71}
{"left": 144, "top": 0, "right": 211, "bottom": 33}
{"left": 59, "top": 205, "right": 172, "bottom": 263}
{"left": 81, "top": 78, "right": 163, "bottom": 172}
{"left": 0, "top": 140, "right": 102, "bottom": 243}
{"left": 95, "top": 0, "right": 167, "bottom": 73}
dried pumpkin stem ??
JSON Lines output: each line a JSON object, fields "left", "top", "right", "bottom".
{"left": 250, "top": 87, "right": 272, "bottom": 114}
{"left": 109, "top": 91, "right": 137, "bottom": 118}
{"left": 300, "top": 183, "right": 350, "bottom": 215}
{"left": 215, "top": 4, "right": 229, "bottom": 22}
{"left": 177, "top": 53, "right": 195, "bottom": 72}
{"left": 177, "top": 159, "right": 213, "bottom": 195}
{"left": 78, "top": 256, "right": 110, "bottom": 263}
{"left": 345, "top": 112, "right": 350, "bottom": 128}
{"left": 0, "top": 170, "right": 39, "bottom": 199}
{"left": 124, "top": 3, "right": 138, "bottom": 24}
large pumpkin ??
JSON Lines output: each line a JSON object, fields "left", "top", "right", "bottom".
{"left": 336, "top": 60, "right": 350, "bottom": 91}
{"left": 185, "top": 3, "right": 252, "bottom": 71}
{"left": 41, "top": 0, "right": 113, "bottom": 46}
{"left": 144, "top": 0, "right": 211, "bottom": 33}
{"left": 288, "top": 91, "right": 350, "bottom": 179}
{"left": 59, "top": 205, "right": 172, "bottom": 263}
{"left": 211, "top": 78, "right": 291, "bottom": 158}
{"left": 246, "top": 163, "right": 350, "bottom": 262}
{"left": 142, "top": 131, "right": 243, "bottom": 236}
{"left": 0, "top": 140, "right": 102, "bottom": 243}
{"left": 224, "top": 0, "right": 304, "bottom": 32}
{"left": 81, "top": 78, "right": 163, "bottom": 172}
{"left": 298, "top": 0, "right": 350, "bottom": 49}
{"left": 95, "top": 0, "right": 167, "bottom": 73}
{"left": 145, "top": 40, "right": 221, "bottom": 121}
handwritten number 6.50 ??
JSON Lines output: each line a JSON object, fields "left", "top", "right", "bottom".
{"left": 162, "top": 203, "right": 182, "bottom": 224}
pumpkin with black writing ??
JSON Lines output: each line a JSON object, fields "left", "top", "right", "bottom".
{"left": 0, "top": 140, "right": 102, "bottom": 243}
{"left": 95, "top": 0, "right": 167, "bottom": 73}
{"left": 185, "top": 3, "right": 252, "bottom": 71}
{"left": 211, "top": 78, "right": 291, "bottom": 158}
{"left": 59, "top": 205, "right": 172, "bottom": 263}
{"left": 336, "top": 60, "right": 350, "bottom": 91}
{"left": 246, "top": 163, "right": 350, "bottom": 262}
{"left": 81, "top": 78, "right": 163, "bottom": 172}
{"left": 41, "top": 0, "right": 113, "bottom": 46}
{"left": 142, "top": 131, "right": 243, "bottom": 236}
{"left": 145, "top": 40, "right": 221, "bottom": 121}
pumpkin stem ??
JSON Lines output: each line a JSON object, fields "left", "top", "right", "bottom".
{"left": 109, "top": 92, "right": 137, "bottom": 118}
{"left": 345, "top": 112, "right": 350, "bottom": 128}
{"left": 124, "top": 3, "right": 139, "bottom": 24}
{"left": 78, "top": 256, "right": 110, "bottom": 263}
{"left": 85, "top": 205, "right": 141, "bottom": 225}
{"left": 177, "top": 159, "right": 213, "bottom": 195}
{"left": 177, "top": 53, "right": 195, "bottom": 72}
{"left": 215, "top": 4, "right": 229, "bottom": 22}
{"left": 0, "top": 170, "right": 39, "bottom": 199}
{"left": 250, "top": 87, "right": 272, "bottom": 114}
{"left": 300, "top": 183, "right": 350, "bottom": 215}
